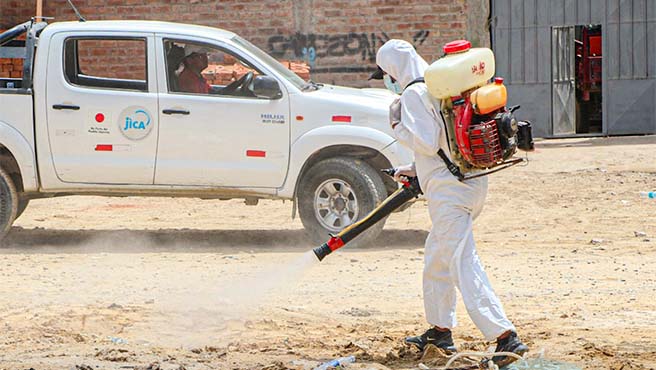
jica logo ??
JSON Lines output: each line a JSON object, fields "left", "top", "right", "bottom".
{"left": 118, "top": 107, "right": 153, "bottom": 140}
{"left": 124, "top": 110, "right": 150, "bottom": 130}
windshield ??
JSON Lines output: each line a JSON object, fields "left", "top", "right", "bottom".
{"left": 232, "top": 36, "right": 307, "bottom": 90}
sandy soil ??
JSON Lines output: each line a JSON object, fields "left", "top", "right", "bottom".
{"left": 1, "top": 135, "right": 655, "bottom": 370}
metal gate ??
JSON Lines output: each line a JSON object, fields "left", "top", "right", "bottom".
{"left": 551, "top": 26, "right": 576, "bottom": 135}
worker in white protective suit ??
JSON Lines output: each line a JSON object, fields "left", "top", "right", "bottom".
{"left": 371, "top": 39, "right": 528, "bottom": 368}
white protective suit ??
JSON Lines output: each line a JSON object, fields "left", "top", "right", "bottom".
{"left": 376, "top": 40, "right": 515, "bottom": 340}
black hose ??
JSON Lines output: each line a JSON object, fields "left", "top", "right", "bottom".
{"left": 312, "top": 175, "right": 422, "bottom": 261}
{"left": 339, "top": 183, "right": 419, "bottom": 244}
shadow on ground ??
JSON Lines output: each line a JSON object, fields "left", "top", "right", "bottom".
{"left": 0, "top": 227, "right": 429, "bottom": 253}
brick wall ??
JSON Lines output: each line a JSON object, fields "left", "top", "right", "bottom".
{"left": 76, "top": 38, "right": 147, "bottom": 81}
{"left": 1, "top": 0, "right": 489, "bottom": 87}
{"left": 0, "top": 0, "right": 35, "bottom": 28}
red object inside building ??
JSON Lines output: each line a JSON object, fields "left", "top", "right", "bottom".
{"left": 575, "top": 26, "right": 602, "bottom": 101}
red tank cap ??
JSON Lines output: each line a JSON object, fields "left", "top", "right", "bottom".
{"left": 443, "top": 40, "right": 471, "bottom": 54}
{"left": 494, "top": 77, "right": 504, "bottom": 84}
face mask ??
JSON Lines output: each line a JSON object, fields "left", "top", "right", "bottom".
{"left": 384, "top": 74, "right": 402, "bottom": 95}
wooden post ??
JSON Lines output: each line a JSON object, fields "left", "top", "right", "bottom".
{"left": 36, "top": 0, "right": 43, "bottom": 22}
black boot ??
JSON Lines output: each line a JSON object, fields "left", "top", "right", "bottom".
{"left": 404, "top": 327, "right": 456, "bottom": 352}
{"left": 492, "top": 331, "right": 528, "bottom": 368}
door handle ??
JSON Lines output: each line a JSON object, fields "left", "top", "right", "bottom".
{"left": 162, "top": 109, "right": 190, "bottom": 115}
{"left": 52, "top": 104, "right": 80, "bottom": 110}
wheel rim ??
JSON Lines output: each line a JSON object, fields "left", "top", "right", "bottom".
{"left": 313, "top": 178, "right": 359, "bottom": 233}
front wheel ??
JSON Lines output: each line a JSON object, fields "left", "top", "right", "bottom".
{"left": 297, "top": 157, "right": 388, "bottom": 248}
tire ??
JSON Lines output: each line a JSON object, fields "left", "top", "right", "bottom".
{"left": 0, "top": 167, "right": 18, "bottom": 241}
{"left": 15, "top": 198, "right": 29, "bottom": 221}
{"left": 297, "top": 157, "right": 388, "bottom": 248}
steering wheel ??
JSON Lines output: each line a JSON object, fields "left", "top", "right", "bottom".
{"left": 221, "top": 71, "right": 254, "bottom": 96}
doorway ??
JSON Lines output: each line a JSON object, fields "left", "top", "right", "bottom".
{"left": 574, "top": 24, "right": 603, "bottom": 134}
{"left": 551, "top": 25, "right": 603, "bottom": 136}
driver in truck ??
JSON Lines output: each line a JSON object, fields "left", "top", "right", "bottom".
{"left": 178, "top": 44, "right": 211, "bottom": 94}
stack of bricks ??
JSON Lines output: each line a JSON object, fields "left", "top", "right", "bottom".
{"left": 202, "top": 60, "right": 310, "bottom": 86}
{"left": 282, "top": 60, "right": 311, "bottom": 81}
{"left": 0, "top": 58, "right": 22, "bottom": 79}
{"left": 0, "top": 29, "right": 25, "bottom": 79}
{"left": 202, "top": 64, "right": 250, "bottom": 86}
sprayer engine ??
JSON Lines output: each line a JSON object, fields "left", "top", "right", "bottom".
{"left": 451, "top": 81, "right": 533, "bottom": 171}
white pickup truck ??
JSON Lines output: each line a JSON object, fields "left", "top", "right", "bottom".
{"left": 0, "top": 20, "right": 412, "bottom": 245}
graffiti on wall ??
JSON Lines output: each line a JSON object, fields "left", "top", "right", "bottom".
{"left": 267, "top": 30, "right": 430, "bottom": 72}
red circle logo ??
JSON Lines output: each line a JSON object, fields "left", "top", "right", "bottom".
{"left": 95, "top": 113, "right": 105, "bottom": 123}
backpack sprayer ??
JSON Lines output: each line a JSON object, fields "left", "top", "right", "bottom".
{"left": 313, "top": 39, "right": 534, "bottom": 262}
{"left": 426, "top": 40, "right": 534, "bottom": 181}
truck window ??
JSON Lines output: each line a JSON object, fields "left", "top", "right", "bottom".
{"left": 164, "top": 39, "right": 262, "bottom": 98}
{"left": 64, "top": 38, "right": 147, "bottom": 92}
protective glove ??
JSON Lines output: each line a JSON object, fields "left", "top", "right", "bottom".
{"left": 393, "top": 162, "right": 416, "bottom": 183}
{"left": 389, "top": 97, "right": 401, "bottom": 128}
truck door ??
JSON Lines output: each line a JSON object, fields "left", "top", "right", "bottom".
{"left": 153, "top": 36, "right": 290, "bottom": 188}
{"left": 46, "top": 32, "right": 158, "bottom": 184}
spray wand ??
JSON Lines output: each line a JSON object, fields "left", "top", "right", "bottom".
{"left": 312, "top": 169, "right": 422, "bottom": 261}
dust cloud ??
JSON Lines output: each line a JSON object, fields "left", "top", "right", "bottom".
{"left": 15, "top": 232, "right": 320, "bottom": 348}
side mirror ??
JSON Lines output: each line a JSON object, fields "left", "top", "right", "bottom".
{"left": 252, "top": 75, "right": 283, "bottom": 99}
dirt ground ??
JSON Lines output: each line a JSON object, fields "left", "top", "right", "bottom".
{"left": 1, "top": 135, "right": 655, "bottom": 370}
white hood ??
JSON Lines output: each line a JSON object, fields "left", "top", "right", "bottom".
{"left": 375, "top": 39, "right": 429, "bottom": 89}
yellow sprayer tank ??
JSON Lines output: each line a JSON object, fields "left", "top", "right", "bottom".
{"left": 424, "top": 40, "right": 495, "bottom": 99}
{"left": 470, "top": 77, "right": 508, "bottom": 114}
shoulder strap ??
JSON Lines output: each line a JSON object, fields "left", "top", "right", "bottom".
{"left": 404, "top": 77, "right": 425, "bottom": 92}
{"left": 437, "top": 149, "right": 465, "bottom": 181}
{"left": 401, "top": 77, "right": 465, "bottom": 181}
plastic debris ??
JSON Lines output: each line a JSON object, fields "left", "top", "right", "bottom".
{"left": 314, "top": 355, "right": 355, "bottom": 370}
{"left": 107, "top": 336, "right": 127, "bottom": 344}
{"left": 639, "top": 191, "right": 655, "bottom": 199}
